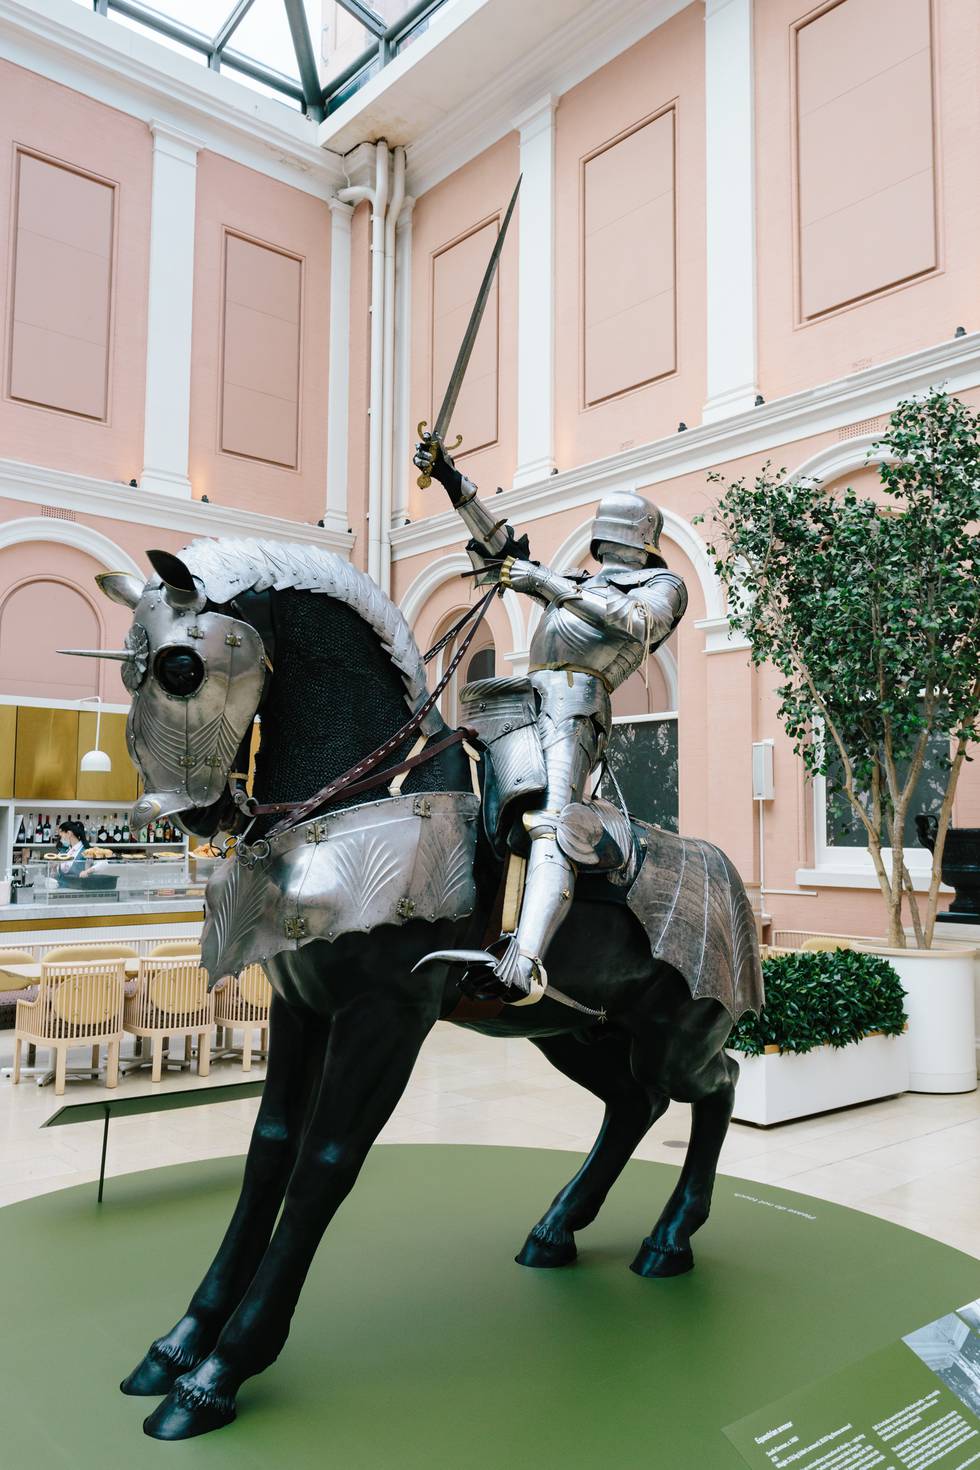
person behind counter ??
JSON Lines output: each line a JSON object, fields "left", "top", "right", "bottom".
{"left": 55, "top": 819, "right": 89, "bottom": 883}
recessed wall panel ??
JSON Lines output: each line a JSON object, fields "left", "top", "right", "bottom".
{"left": 431, "top": 218, "right": 499, "bottom": 458}
{"left": 220, "top": 232, "right": 302, "bottom": 468}
{"left": 8, "top": 151, "right": 114, "bottom": 420}
{"left": 583, "top": 108, "right": 676, "bottom": 407}
{"left": 796, "top": 0, "right": 936, "bottom": 320}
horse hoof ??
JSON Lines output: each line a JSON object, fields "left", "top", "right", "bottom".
{"left": 120, "top": 1347, "right": 186, "bottom": 1397}
{"left": 515, "top": 1224, "right": 577, "bottom": 1269}
{"left": 629, "top": 1236, "right": 694, "bottom": 1279}
{"left": 142, "top": 1380, "right": 237, "bottom": 1441}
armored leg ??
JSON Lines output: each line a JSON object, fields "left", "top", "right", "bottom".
{"left": 492, "top": 714, "right": 597, "bottom": 999}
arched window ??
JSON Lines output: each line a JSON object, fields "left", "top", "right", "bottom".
{"left": 606, "top": 628, "right": 679, "bottom": 833}
{"left": 0, "top": 579, "right": 101, "bottom": 700}
{"left": 430, "top": 610, "right": 495, "bottom": 726}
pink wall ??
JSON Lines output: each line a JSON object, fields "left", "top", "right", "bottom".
{"left": 408, "top": 133, "right": 520, "bottom": 521}
{"left": 0, "top": 502, "right": 188, "bottom": 704}
{"left": 755, "top": 0, "right": 980, "bottom": 399}
{"left": 554, "top": 3, "right": 706, "bottom": 471}
{"left": 189, "top": 151, "right": 330, "bottom": 522}
{"left": 0, "top": 59, "right": 150, "bottom": 482}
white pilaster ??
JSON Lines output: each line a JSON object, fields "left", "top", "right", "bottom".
{"left": 325, "top": 196, "right": 354, "bottom": 535}
{"left": 702, "top": 0, "right": 759, "bottom": 425}
{"left": 512, "top": 95, "right": 557, "bottom": 489}
{"left": 392, "top": 195, "right": 416, "bottom": 527}
{"left": 141, "top": 121, "right": 201, "bottom": 499}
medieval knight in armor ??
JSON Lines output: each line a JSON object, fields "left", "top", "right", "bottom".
{"left": 413, "top": 435, "right": 688, "bottom": 1004}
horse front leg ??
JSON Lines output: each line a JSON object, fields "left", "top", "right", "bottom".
{"left": 142, "top": 991, "right": 438, "bottom": 1441}
{"left": 122, "top": 996, "right": 328, "bottom": 1396}
{"left": 517, "top": 1029, "right": 667, "bottom": 1269}
{"left": 631, "top": 1048, "right": 738, "bottom": 1279}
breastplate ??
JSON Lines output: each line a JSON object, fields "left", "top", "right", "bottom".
{"left": 529, "top": 587, "right": 646, "bottom": 691}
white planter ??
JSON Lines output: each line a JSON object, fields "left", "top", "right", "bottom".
{"left": 729, "top": 1032, "right": 910, "bottom": 1126}
{"left": 855, "top": 942, "right": 977, "bottom": 1094}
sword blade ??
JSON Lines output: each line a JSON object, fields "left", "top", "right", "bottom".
{"left": 432, "top": 174, "right": 521, "bottom": 443}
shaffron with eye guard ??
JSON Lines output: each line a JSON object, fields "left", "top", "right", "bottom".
{"left": 60, "top": 549, "right": 266, "bottom": 834}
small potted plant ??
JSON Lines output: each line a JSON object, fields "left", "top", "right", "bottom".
{"left": 701, "top": 390, "right": 980, "bottom": 1093}
{"left": 729, "top": 949, "right": 908, "bottom": 1125}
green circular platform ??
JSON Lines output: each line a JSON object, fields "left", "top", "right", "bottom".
{"left": 4, "top": 1144, "right": 977, "bottom": 1468}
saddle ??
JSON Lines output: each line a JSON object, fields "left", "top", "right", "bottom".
{"left": 460, "top": 676, "right": 639, "bottom": 883}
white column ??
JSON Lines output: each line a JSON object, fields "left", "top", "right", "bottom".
{"left": 324, "top": 196, "right": 354, "bottom": 535}
{"left": 392, "top": 195, "right": 416, "bottom": 527}
{"left": 512, "top": 95, "right": 557, "bottom": 489}
{"left": 141, "top": 121, "right": 201, "bottom": 499}
{"left": 702, "top": 0, "right": 759, "bottom": 425}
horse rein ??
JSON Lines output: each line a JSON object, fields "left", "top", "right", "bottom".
{"left": 249, "top": 587, "right": 497, "bottom": 837}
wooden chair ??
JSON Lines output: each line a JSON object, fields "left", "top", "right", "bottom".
{"left": 0, "top": 948, "right": 41, "bottom": 1036}
{"left": 213, "top": 965, "right": 272, "bottom": 1072}
{"left": 42, "top": 942, "right": 139, "bottom": 964}
{"left": 13, "top": 960, "right": 126, "bottom": 1095}
{"left": 147, "top": 940, "right": 202, "bottom": 958}
{"left": 124, "top": 957, "right": 214, "bottom": 1082}
{"left": 799, "top": 936, "right": 857, "bottom": 953}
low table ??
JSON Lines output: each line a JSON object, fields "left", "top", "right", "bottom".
{"left": 43, "top": 1078, "right": 265, "bottom": 1202}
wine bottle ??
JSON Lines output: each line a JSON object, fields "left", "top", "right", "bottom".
{"left": 154, "top": 817, "right": 164, "bottom": 842}
{"left": 122, "top": 814, "right": 131, "bottom": 843}
{"left": 42, "top": 815, "right": 51, "bottom": 844}
{"left": 161, "top": 818, "right": 171, "bottom": 843}
{"left": 23, "top": 813, "right": 33, "bottom": 841}
{"left": 112, "top": 813, "right": 122, "bottom": 843}
{"left": 37, "top": 814, "right": 44, "bottom": 844}
{"left": 97, "top": 817, "right": 109, "bottom": 843}
{"left": 15, "top": 815, "right": 25, "bottom": 843}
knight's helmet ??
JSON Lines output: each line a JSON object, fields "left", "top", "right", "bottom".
{"left": 590, "top": 491, "right": 664, "bottom": 563}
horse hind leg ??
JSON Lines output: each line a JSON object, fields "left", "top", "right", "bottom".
{"left": 516, "top": 1030, "right": 667, "bottom": 1270}
{"left": 121, "top": 997, "right": 328, "bottom": 1397}
{"left": 631, "top": 1048, "right": 738, "bottom": 1279}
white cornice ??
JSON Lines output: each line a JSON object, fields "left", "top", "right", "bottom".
{"left": 0, "top": 0, "right": 343, "bottom": 196}
{"left": 0, "top": 458, "right": 354, "bottom": 555}
{"left": 405, "top": 0, "right": 690, "bottom": 195}
{"left": 390, "top": 331, "right": 980, "bottom": 562}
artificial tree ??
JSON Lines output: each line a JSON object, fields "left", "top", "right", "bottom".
{"left": 699, "top": 389, "right": 980, "bottom": 949}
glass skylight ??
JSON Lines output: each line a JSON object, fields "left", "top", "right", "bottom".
{"left": 78, "top": 0, "right": 454, "bottom": 116}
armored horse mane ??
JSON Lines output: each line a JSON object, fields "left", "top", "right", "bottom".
{"left": 177, "top": 536, "right": 440, "bottom": 731}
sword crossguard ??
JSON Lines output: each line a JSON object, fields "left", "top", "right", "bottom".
{"left": 415, "top": 422, "right": 462, "bottom": 490}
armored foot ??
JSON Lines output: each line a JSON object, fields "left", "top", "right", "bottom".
{"left": 515, "top": 1221, "right": 578, "bottom": 1269}
{"left": 629, "top": 1235, "right": 694, "bottom": 1278}
{"left": 142, "top": 1360, "right": 239, "bottom": 1440}
{"left": 121, "top": 1319, "right": 214, "bottom": 1396}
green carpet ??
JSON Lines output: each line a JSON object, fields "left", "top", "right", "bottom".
{"left": 3, "top": 1144, "right": 977, "bottom": 1468}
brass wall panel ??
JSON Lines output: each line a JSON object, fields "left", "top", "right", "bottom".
{"left": 76, "top": 711, "right": 138, "bottom": 804}
{"left": 0, "top": 706, "right": 16, "bottom": 796}
{"left": 14, "top": 707, "right": 79, "bottom": 801}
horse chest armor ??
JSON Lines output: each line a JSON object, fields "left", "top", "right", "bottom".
{"left": 201, "top": 792, "right": 480, "bottom": 981}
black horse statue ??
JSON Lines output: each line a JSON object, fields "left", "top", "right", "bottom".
{"left": 76, "top": 537, "right": 761, "bottom": 1440}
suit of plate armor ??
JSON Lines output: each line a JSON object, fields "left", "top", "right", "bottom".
{"left": 415, "top": 441, "right": 687, "bottom": 1001}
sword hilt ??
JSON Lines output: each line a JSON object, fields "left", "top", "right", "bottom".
{"left": 415, "top": 422, "right": 462, "bottom": 490}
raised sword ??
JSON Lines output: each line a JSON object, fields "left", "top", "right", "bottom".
{"left": 416, "top": 173, "right": 521, "bottom": 489}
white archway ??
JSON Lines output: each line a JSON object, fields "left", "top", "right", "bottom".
{"left": 0, "top": 517, "right": 145, "bottom": 580}
{"left": 788, "top": 432, "right": 895, "bottom": 486}
{"left": 397, "top": 551, "right": 527, "bottom": 656}
{"left": 525, "top": 505, "right": 725, "bottom": 647}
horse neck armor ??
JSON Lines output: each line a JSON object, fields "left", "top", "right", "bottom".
{"left": 201, "top": 792, "right": 480, "bottom": 981}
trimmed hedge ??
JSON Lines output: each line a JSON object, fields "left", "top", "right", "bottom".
{"left": 729, "top": 948, "right": 907, "bottom": 1058}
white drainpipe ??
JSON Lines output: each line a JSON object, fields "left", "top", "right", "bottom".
{"left": 379, "top": 145, "right": 407, "bottom": 595}
{"left": 337, "top": 141, "right": 390, "bottom": 584}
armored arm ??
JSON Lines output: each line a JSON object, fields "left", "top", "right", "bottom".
{"left": 413, "top": 438, "right": 527, "bottom": 572}
{"left": 530, "top": 570, "right": 687, "bottom": 644}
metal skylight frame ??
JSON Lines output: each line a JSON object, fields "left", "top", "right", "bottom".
{"left": 89, "top": 0, "right": 453, "bottom": 120}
